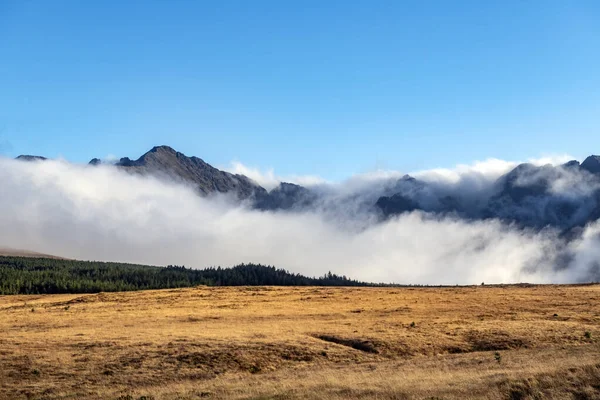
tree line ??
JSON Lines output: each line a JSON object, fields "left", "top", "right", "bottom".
{"left": 0, "top": 256, "right": 380, "bottom": 294}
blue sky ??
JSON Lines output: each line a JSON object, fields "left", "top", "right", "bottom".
{"left": 1, "top": 1, "right": 599, "bottom": 180}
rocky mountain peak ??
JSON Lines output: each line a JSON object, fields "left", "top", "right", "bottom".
{"left": 562, "top": 160, "right": 580, "bottom": 169}
{"left": 111, "top": 145, "right": 267, "bottom": 200}
{"left": 140, "top": 145, "right": 178, "bottom": 159}
{"left": 581, "top": 155, "right": 600, "bottom": 174}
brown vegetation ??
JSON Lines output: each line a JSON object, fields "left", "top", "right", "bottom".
{"left": 1, "top": 285, "right": 600, "bottom": 399}
{"left": 0, "top": 248, "right": 66, "bottom": 259}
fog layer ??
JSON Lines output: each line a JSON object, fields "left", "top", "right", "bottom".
{"left": 1, "top": 156, "right": 598, "bottom": 284}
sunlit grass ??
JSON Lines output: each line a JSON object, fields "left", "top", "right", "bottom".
{"left": 1, "top": 285, "right": 599, "bottom": 399}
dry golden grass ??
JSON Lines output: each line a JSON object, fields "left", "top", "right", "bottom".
{"left": 1, "top": 285, "right": 600, "bottom": 399}
{"left": 0, "top": 248, "right": 66, "bottom": 259}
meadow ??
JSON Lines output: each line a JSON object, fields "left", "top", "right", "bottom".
{"left": 1, "top": 284, "right": 599, "bottom": 399}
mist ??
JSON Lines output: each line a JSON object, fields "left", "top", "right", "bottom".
{"left": 1, "top": 156, "right": 599, "bottom": 285}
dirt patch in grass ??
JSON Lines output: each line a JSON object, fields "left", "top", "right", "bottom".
{"left": 314, "top": 335, "right": 380, "bottom": 354}
{"left": 446, "top": 330, "right": 531, "bottom": 354}
{"left": 169, "top": 343, "right": 321, "bottom": 375}
{"left": 466, "top": 330, "right": 531, "bottom": 352}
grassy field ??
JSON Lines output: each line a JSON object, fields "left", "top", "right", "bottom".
{"left": 1, "top": 285, "right": 600, "bottom": 399}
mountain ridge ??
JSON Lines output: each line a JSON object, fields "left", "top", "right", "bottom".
{"left": 15, "top": 146, "right": 600, "bottom": 232}
{"left": 112, "top": 145, "right": 268, "bottom": 200}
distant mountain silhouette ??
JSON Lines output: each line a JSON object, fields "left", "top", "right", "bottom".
{"left": 16, "top": 146, "right": 600, "bottom": 232}
{"left": 113, "top": 145, "right": 268, "bottom": 201}
{"left": 581, "top": 155, "right": 600, "bottom": 174}
{"left": 16, "top": 155, "right": 47, "bottom": 162}
{"left": 255, "top": 182, "right": 317, "bottom": 211}
{"left": 376, "top": 160, "right": 600, "bottom": 231}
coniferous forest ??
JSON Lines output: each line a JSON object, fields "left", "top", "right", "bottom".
{"left": 0, "top": 256, "right": 379, "bottom": 295}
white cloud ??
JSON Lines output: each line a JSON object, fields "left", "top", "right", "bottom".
{"left": 413, "top": 155, "right": 574, "bottom": 184}
{"left": 1, "top": 156, "right": 595, "bottom": 284}
{"left": 226, "top": 154, "right": 575, "bottom": 198}
{"left": 223, "top": 161, "right": 328, "bottom": 190}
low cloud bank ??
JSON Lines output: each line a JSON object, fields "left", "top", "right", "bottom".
{"left": 1, "top": 156, "right": 598, "bottom": 284}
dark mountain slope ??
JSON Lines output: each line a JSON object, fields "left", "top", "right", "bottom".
{"left": 581, "top": 155, "right": 600, "bottom": 174}
{"left": 114, "top": 145, "right": 268, "bottom": 200}
{"left": 255, "top": 182, "right": 318, "bottom": 211}
{"left": 376, "top": 159, "right": 600, "bottom": 231}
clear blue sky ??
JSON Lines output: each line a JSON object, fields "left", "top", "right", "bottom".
{"left": 1, "top": 1, "right": 599, "bottom": 180}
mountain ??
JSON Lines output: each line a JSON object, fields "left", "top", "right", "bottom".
{"left": 103, "top": 146, "right": 321, "bottom": 209}
{"left": 16, "top": 155, "right": 47, "bottom": 162}
{"left": 375, "top": 159, "right": 600, "bottom": 231}
{"left": 255, "top": 182, "right": 318, "bottom": 211}
{"left": 15, "top": 146, "right": 600, "bottom": 232}
{"left": 482, "top": 163, "right": 581, "bottom": 228}
{"left": 581, "top": 155, "right": 600, "bottom": 174}
{"left": 15, "top": 146, "right": 294, "bottom": 205}
{"left": 111, "top": 148, "right": 600, "bottom": 231}
{"left": 111, "top": 145, "right": 268, "bottom": 201}
{"left": 375, "top": 174, "right": 447, "bottom": 216}
{"left": 375, "top": 193, "right": 419, "bottom": 216}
